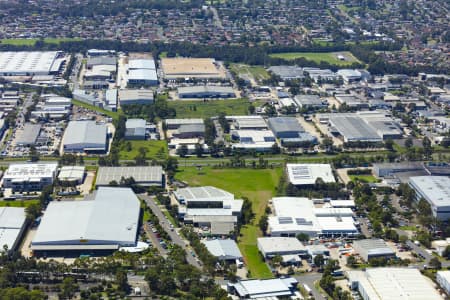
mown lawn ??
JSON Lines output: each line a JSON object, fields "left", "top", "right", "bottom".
{"left": 0, "top": 38, "right": 81, "bottom": 46}
{"left": 118, "top": 140, "right": 168, "bottom": 160}
{"left": 269, "top": 51, "right": 361, "bottom": 66}
{"left": 169, "top": 99, "right": 249, "bottom": 119}
{"left": 0, "top": 199, "right": 40, "bottom": 207}
{"left": 175, "top": 166, "right": 282, "bottom": 278}
{"left": 349, "top": 174, "right": 379, "bottom": 183}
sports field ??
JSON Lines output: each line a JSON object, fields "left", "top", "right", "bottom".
{"left": 269, "top": 51, "right": 361, "bottom": 66}
{"left": 168, "top": 99, "right": 249, "bottom": 119}
{"left": 118, "top": 140, "right": 168, "bottom": 160}
{"left": 0, "top": 38, "right": 81, "bottom": 46}
{"left": 175, "top": 166, "right": 282, "bottom": 278}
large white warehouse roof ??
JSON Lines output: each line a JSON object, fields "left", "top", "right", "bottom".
{"left": 0, "top": 51, "right": 60, "bottom": 75}
{"left": 286, "top": 163, "right": 335, "bottom": 185}
{"left": 31, "top": 187, "right": 140, "bottom": 251}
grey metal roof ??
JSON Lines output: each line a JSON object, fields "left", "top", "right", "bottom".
{"left": 96, "top": 166, "right": 163, "bottom": 186}
{"left": 353, "top": 239, "right": 395, "bottom": 254}
{"left": 409, "top": 176, "right": 450, "bottom": 208}
{"left": 329, "top": 116, "right": 381, "bottom": 142}
{"left": 126, "top": 118, "right": 146, "bottom": 129}
{"left": 229, "top": 278, "right": 298, "bottom": 298}
{"left": 177, "top": 124, "right": 205, "bottom": 134}
{"left": 128, "top": 69, "right": 158, "bottom": 81}
{"left": 62, "top": 121, "right": 107, "bottom": 149}
{"left": 268, "top": 66, "right": 304, "bottom": 79}
{"left": 294, "top": 94, "right": 323, "bottom": 106}
{"left": 32, "top": 187, "right": 140, "bottom": 248}
{"left": 202, "top": 239, "right": 242, "bottom": 260}
{"left": 16, "top": 123, "right": 41, "bottom": 145}
{"left": 268, "top": 117, "right": 304, "bottom": 134}
{"left": 177, "top": 85, "right": 235, "bottom": 95}
{"left": 128, "top": 59, "right": 156, "bottom": 70}
{"left": 87, "top": 56, "right": 116, "bottom": 67}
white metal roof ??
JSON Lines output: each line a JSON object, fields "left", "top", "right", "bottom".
{"left": 0, "top": 207, "right": 26, "bottom": 252}
{"left": 229, "top": 278, "right": 298, "bottom": 298}
{"left": 96, "top": 166, "right": 163, "bottom": 186}
{"left": 128, "top": 69, "right": 158, "bottom": 81}
{"left": 0, "top": 51, "right": 59, "bottom": 75}
{"left": 174, "top": 186, "right": 234, "bottom": 202}
{"left": 286, "top": 164, "right": 335, "bottom": 185}
{"left": 128, "top": 59, "right": 156, "bottom": 70}
{"left": 58, "top": 166, "right": 85, "bottom": 181}
{"left": 62, "top": 121, "right": 107, "bottom": 149}
{"left": 356, "top": 268, "right": 443, "bottom": 300}
{"left": 4, "top": 163, "right": 58, "bottom": 180}
{"left": 202, "top": 239, "right": 242, "bottom": 260}
{"left": 409, "top": 176, "right": 450, "bottom": 208}
{"left": 32, "top": 187, "right": 140, "bottom": 248}
{"left": 257, "top": 237, "right": 306, "bottom": 254}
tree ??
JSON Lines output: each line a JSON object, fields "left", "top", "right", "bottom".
{"left": 404, "top": 137, "right": 413, "bottom": 149}
{"left": 25, "top": 203, "right": 41, "bottom": 221}
{"left": 177, "top": 145, "right": 188, "bottom": 158}
{"left": 296, "top": 233, "right": 310, "bottom": 242}
{"left": 59, "top": 277, "right": 78, "bottom": 299}
{"left": 346, "top": 255, "right": 357, "bottom": 268}
{"left": 384, "top": 138, "right": 394, "bottom": 151}
{"left": 258, "top": 215, "right": 268, "bottom": 234}
{"left": 116, "top": 269, "right": 129, "bottom": 294}
{"left": 271, "top": 255, "right": 283, "bottom": 268}
{"left": 195, "top": 143, "right": 204, "bottom": 158}
{"left": 429, "top": 257, "right": 441, "bottom": 269}
{"left": 422, "top": 136, "right": 432, "bottom": 159}
{"left": 29, "top": 145, "right": 39, "bottom": 162}
{"left": 313, "top": 254, "right": 325, "bottom": 269}
{"left": 442, "top": 245, "right": 450, "bottom": 259}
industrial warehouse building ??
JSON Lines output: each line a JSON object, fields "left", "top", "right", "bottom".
{"left": 319, "top": 112, "right": 402, "bottom": 143}
{"left": 0, "top": 51, "right": 65, "bottom": 76}
{"left": 125, "top": 119, "right": 147, "bottom": 140}
{"left": 286, "top": 163, "right": 335, "bottom": 186}
{"left": 347, "top": 268, "right": 442, "bottom": 300}
{"left": 2, "top": 163, "right": 58, "bottom": 192}
{"left": 165, "top": 118, "right": 204, "bottom": 130}
{"left": 96, "top": 166, "right": 164, "bottom": 187}
{"left": 228, "top": 116, "right": 268, "bottom": 130}
{"left": 57, "top": 166, "right": 85, "bottom": 185}
{"left": 0, "top": 207, "right": 27, "bottom": 253}
{"left": 161, "top": 58, "right": 225, "bottom": 79}
{"left": 174, "top": 186, "right": 243, "bottom": 235}
{"left": 257, "top": 237, "right": 307, "bottom": 258}
{"left": 267, "top": 66, "right": 304, "bottom": 80}
{"left": 119, "top": 89, "right": 154, "bottom": 106}
{"left": 267, "top": 117, "right": 317, "bottom": 146}
{"left": 16, "top": 124, "right": 42, "bottom": 146}
{"left": 353, "top": 239, "right": 396, "bottom": 262}
{"left": 177, "top": 86, "right": 235, "bottom": 99}
{"left": 268, "top": 197, "right": 358, "bottom": 238}
{"left": 31, "top": 187, "right": 140, "bottom": 255}
{"left": 294, "top": 94, "right": 327, "bottom": 110}
{"left": 127, "top": 59, "right": 158, "bottom": 86}
{"left": 227, "top": 278, "right": 299, "bottom": 299}
{"left": 373, "top": 162, "right": 424, "bottom": 178}
{"left": 231, "top": 130, "right": 276, "bottom": 152}
{"left": 202, "top": 239, "right": 243, "bottom": 262}
{"left": 62, "top": 121, "right": 108, "bottom": 153}
{"left": 437, "top": 271, "right": 450, "bottom": 295}
{"left": 409, "top": 176, "right": 450, "bottom": 220}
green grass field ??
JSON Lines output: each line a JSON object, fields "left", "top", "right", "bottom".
{"left": 118, "top": 140, "right": 168, "bottom": 160}
{"left": 230, "top": 64, "right": 270, "bottom": 83}
{"left": 0, "top": 199, "right": 39, "bottom": 207}
{"left": 349, "top": 174, "right": 379, "bottom": 183}
{"left": 169, "top": 99, "right": 249, "bottom": 119}
{"left": 72, "top": 99, "right": 121, "bottom": 120}
{"left": 175, "top": 166, "right": 282, "bottom": 278}
{"left": 269, "top": 51, "right": 361, "bottom": 66}
{"left": 0, "top": 38, "right": 81, "bottom": 46}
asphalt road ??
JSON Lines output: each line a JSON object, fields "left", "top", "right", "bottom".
{"left": 294, "top": 273, "right": 325, "bottom": 300}
{"left": 140, "top": 194, "right": 202, "bottom": 269}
